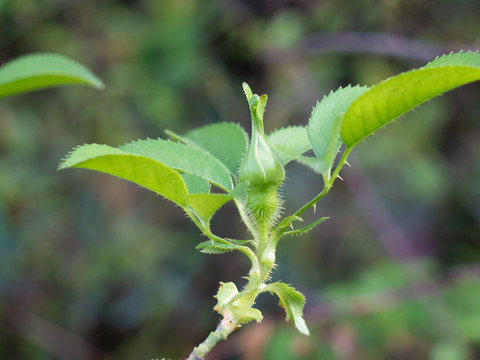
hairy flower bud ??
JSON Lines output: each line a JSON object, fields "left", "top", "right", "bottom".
{"left": 239, "top": 84, "right": 285, "bottom": 229}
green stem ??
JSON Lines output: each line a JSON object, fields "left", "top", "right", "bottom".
{"left": 275, "top": 147, "right": 353, "bottom": 240}
{"left": 187, "top": 213, "right": 278, "bottom": 359}
{"left": 210, "top": 232, "right": 261, "bottom": 274}
{"left": 294, "top": 147, "right": 352, "bottom": 217}
{"left": 187, "top": 315, "right": 237, "bottom": 360}
{"left": 185, "top": 208, "right": 260, "bottom": 271}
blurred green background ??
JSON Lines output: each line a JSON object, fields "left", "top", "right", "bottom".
{"left": 1, "top": 0, "right": 480, "bottom": 359}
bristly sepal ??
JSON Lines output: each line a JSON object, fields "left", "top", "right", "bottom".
{"left": 239, "top": 83, "right": 286, "bottom": 234}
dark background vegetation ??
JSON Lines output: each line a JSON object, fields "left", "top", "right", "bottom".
{"left": 1, "top": 0, "right": 480, "bottom": 359}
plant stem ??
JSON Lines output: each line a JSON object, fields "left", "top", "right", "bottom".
{"left": 273, "top": 147, "right": 353, "bottom": 240}
{"left": 187, "top": 230, "right": 276, "bottom": 359}
{"left": 187, "top": 315, "right": 237, "bottom": 360}
{"left": 294, "top": 147, "right": 353, "bottom": 218}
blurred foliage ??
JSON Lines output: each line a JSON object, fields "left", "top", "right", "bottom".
{"left": 263, "top": 261, "right": 480, "bottom": 359}
{"left": 1, "top": 0, "right": 479, "bottom": 359}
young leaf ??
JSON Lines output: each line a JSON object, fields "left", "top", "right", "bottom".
{"left": 186, "top": 193, "right": 233, "bottom": 223}
{"left": 341, "top": 51, "right": 480, "bottom": 149}
{"left": 58, "top": 144, "right": 188, "bottom": 206}
{"left": 185, "top": 180, "right": 251, "bottom": 223}
{"left": 215, "top": 282, "right": 239, "bottom": 311}
{"left": 284, "top": 216, "right": 329, "bottom": 236}
{"left": 0, "top": 53, "right": 104, "bottom": 98}
{"left": 267, "top": 126, "right": 311, "bottom": 165}
{"left": 242, "top": 82, "right": 254, "bottom": 101}
{"left": 274, "top": 215, "right": 303, "bottom": 232}
{"left": 181, "top": 173, "right": 210, "bottom": 194}
{"left": 120, "top": 139, "right": 233, "bottom": 191}
{"left": 262, "top": 282, "right": 309, "bottom": 336}
{"left": 184, "top": 122, "right": 249, "bottom": 175}
{"left": 232, "top": 306, "right": 263, "bottom": 325}
{"left": 231, "top": 306, "right": 263, "bottom": 324}
{"left": 196, "top": 240, "right": 247, "bottom": 254}
{"left": 307, "top": 86, "right": 369, "bottom": 174}
{"left": 228, "top": 181, "right": 248, "bottom": 199}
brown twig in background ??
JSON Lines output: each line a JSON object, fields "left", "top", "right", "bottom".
{"left": 264, "top": 31, "right": 478, "bottom": 64}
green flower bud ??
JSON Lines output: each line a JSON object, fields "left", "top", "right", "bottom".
{"left": 239, "top": 84, "right": 285, "bottom": 228}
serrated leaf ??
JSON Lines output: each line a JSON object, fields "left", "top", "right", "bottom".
{"left": 267, "top": 126, "right": 311, "bottom": 165}
{"left": 229, "top": 181, "right": 248, "bottom": 199}
{"left": 308, "top": 86, "right": 369, "bottom": 174}
{"left": 120, "top": 138, "right": 233, "bottom": 191}
{"left": 341, "top": 51, "right": 480, "bottom": 148}
{"left": 58, "top": 144, "right": 188, "bottom": 206}
{"left": 197, "top": 244, "right": 233, "bottom": 254}
{"left": 274, "top": 215, "right": 303, "bottom": 232}
{"left": 284, "top": 216, "right": 329, "bottom": 236}
{"left": 0, "top": 53, "right": 104, "bottom": 98}
{"left": 186, "top": 193, "right": 233, "bottom": 223}
{"left": 184, "top": 122, "right": 249, "bottom": 174}
{"left": 262, "top": 282, "right": 309, "bottom": 335}
{"left": 197, "top": 240, "right": 242, "bottom": 254}
{"left": 181, "top": 173, "right": 210, "bottom": 194}
{"left": 183, "top": 177, "right": 248, "bottom": 223}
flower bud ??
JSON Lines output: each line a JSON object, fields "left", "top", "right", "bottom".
{"left": 239, "top": 84, "right": 285, "bottom": 228}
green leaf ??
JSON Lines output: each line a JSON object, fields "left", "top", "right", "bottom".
{"left": 184, "top": 122, "right": 248, "bottom": 175}
{"left": 0, "top": 53, "right": 104, "bottom": 98}
{"left": 341, "top": 51, "right": 480, "bottom": 148}
{"left": 186, "top": 193, "right": 233, "bottom": 223}
{"left": 213, "top": 279, "right": 263, "bottom": 325}
{"left": 231, "top": 306, "right": 263, "bottom": 324}
{"left": 120, "top": 139, "right": 233, "bottom": 191}
{"left": 307, "top": 85, "right": 369, "bottom": 174}
{"left": 196, "top": 240, "right": 246, "bottom": 254}
{"left": 181, "top": 173, "right": 210, "bottom": 194}
{"left": 215, "top": 282, "right": 239, "bottom": 310}
{"left": 284, "top": 216, "right": 329, "bottom": 236}
{"left": 58, "top": 144, "right": 188, "bottom": 206}
{"left": 290, "top": 155, "right": 327, "bottom": 175}
{"left": 255, "top": 94, "right": 268, "bottom": 122}
{"left": 262, "top": 282, "right": 309, "bottom": 335}
{"left": 242, "top": 82, "right": 254, "bottom": 102}
{"left": 267, "top": 126, "right": 311, "bottom": 165}
{"left": 228, "top": 181, "right": 248, "bottom": 199}
{"left": 274, "top": 215, "right": 303, "bottom": 232}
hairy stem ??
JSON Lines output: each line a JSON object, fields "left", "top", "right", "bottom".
{"left": 187, "top": 315, "right": 237, "bottom": 359}
{"left": 187, "top": 232, "right": 276, "bottom": 359}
